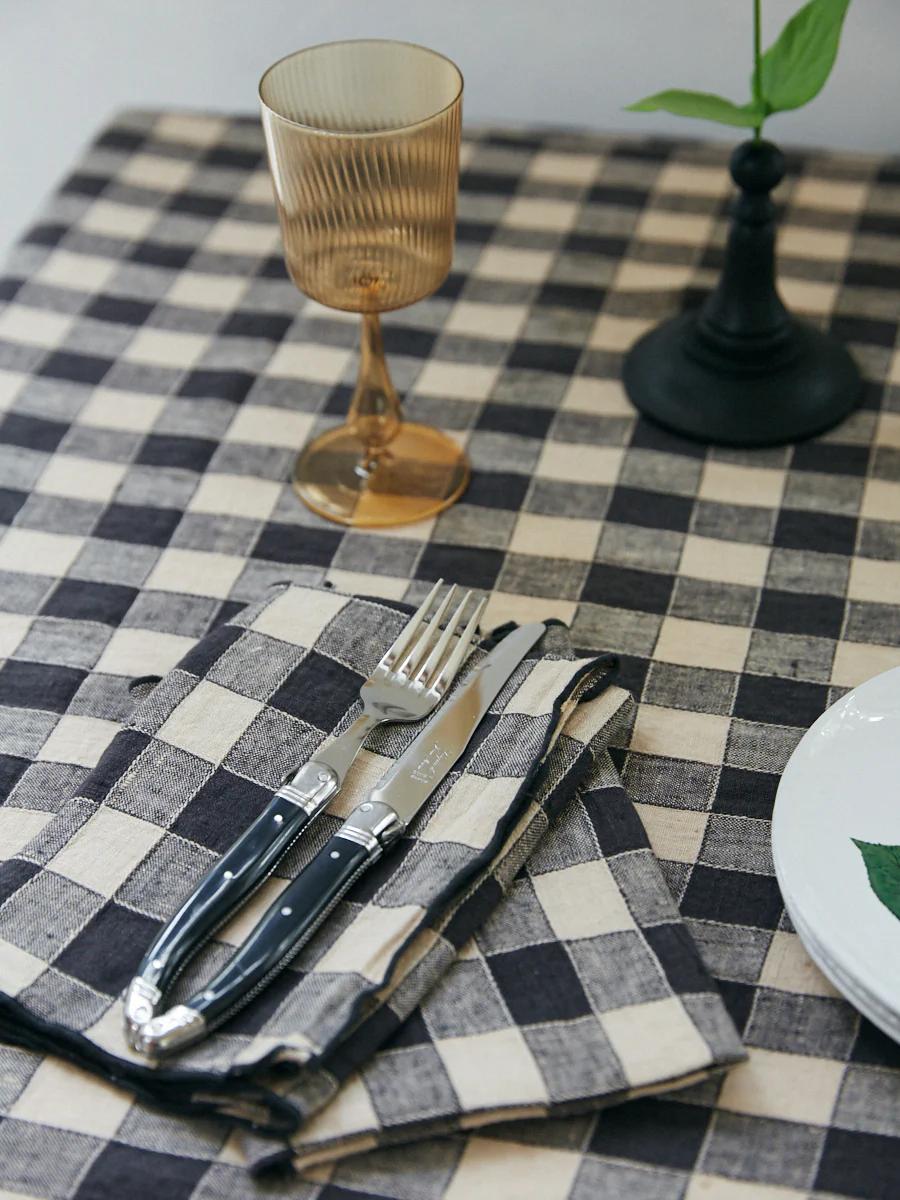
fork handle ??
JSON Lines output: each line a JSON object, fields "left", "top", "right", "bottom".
{"left": 122, "top": 759, "right": 339, "bottom": 1039}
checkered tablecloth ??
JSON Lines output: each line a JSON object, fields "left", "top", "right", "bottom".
{"left": 0, "top": 108, "right": 898, "bottom": 1200}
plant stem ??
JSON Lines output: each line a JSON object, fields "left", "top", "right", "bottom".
{"left": 752, "top": 0, "right": 763, "bottom": 140}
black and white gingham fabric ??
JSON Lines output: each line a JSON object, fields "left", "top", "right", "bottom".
{"left": 277, "top": 751, "right": 743, "bottom": 1175}
{"left": 0, "top": 107, "right": 898, "bottom": 1198}
{"left": 0, "top": 578, "right": 742, "bottom": 1179}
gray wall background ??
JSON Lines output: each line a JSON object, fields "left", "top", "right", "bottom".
{"left": 1, "top": 0, "right": 897, "bottom": 257}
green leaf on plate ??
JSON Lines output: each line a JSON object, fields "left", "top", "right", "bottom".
{"left": 625, "top": 89, "right": 764, "bottom": 130}
{"left": 852, "top": 838, "right": 900, "bottom": 921}
{"left": 757, "top": 0, "right": 851, "bottom": 114}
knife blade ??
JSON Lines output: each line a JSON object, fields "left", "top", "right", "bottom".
{"left": 364, "top": 620, "right": 546, "bottom": 825}
{"left": 136, "top": 621, "right": 545, "bottom": 1055}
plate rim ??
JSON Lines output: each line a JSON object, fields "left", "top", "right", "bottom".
{"left": 773, "top": 664, "right": 900, "bottom": 1038}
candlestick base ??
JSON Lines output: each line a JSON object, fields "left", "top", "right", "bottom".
{"left": 623, "top": 311, "right": 861, "bottom": 448}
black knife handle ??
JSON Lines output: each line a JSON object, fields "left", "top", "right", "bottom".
{"left": 123, "top": 762, "right": 339, "bottom": 1036}
{"left": 136, "top": 802, "right": 405, "bottom": 1053}
{"left": 188, "top": 831, "right": 374, "bottom": 1028}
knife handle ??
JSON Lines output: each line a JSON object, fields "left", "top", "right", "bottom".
{"left": 122, "top": 760, "right": 340, "bottom": 1041}
{"left": 135, "top": 801, "right": 404, "bottom": 1055}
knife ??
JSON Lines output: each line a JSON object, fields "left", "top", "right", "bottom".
{"left": 135, "top": 621, "right": 545, "bottom": 1056}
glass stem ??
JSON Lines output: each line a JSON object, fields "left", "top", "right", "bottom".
{"left": 348, "top": 312, "right": 402, "bottom": 473}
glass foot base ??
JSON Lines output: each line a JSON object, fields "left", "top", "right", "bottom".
{"left": 293, "top": 422, "right": 470, "bottom": 527}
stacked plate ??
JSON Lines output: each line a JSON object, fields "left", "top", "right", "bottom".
{"left": 773, "top": 666, "right": 900, "bottom": 1043}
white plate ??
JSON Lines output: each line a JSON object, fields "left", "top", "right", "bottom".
{"left": 773, "top": 665, "right": 900, "bottom": 1042}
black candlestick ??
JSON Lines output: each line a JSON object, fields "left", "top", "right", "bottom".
{"left": 623, "top": 139, "right": 861, "bottom": 447}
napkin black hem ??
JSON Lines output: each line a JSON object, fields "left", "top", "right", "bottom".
{"left": 251, "top": 1057, "right": 744, "bottom": 1178}
{"left": 0, "top": 991, "right": 300, "bottom": 1136}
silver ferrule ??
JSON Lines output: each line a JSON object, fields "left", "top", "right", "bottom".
{"left": 277, "top": 760, "right": 339, "bottom": 816}
{"left": 133, "top": 1004, "right": 206, "bottom": 1057}
{"left": 336, "top": 800, "right": 405, "bottom": 856}
{"left": 123, "top": 976, "right": 162, "bottom": 1040}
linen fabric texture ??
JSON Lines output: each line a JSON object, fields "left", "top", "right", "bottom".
{"left": 0, "top": 582, "right": 743, "bottom": 1174}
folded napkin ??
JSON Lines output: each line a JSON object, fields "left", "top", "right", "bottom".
{"left": 0, "top": 582, "right": 743, "bottom": 1175}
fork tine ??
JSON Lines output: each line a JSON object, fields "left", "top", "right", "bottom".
{"left": 397, "top": 585, "right": 457, "bottom": 678}
{"left": 432, "top": 595, "right": 487, "bottom": 695}
{"left": 416, "top": 588, "right": 469, "bottom": 688}
{"left": 379, "top": 579, "right": 443, "bottom": 669}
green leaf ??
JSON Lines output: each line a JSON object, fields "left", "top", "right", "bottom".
{"left": 757, "top": 0, "right": 851, "bottom": 114}
{"left": 852, "top": 839, "right": 900, "bottom": 922}
{"left": 626, "top": 89, "right": 764, "bottom": 130}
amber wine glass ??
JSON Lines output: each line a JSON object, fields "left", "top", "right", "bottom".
{"left": 259, "top": 40, "right": 467, "bottom": 527}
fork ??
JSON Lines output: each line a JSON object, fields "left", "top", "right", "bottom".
{"left": 123, "top": 580, "right": 484, "bottom": 1044}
